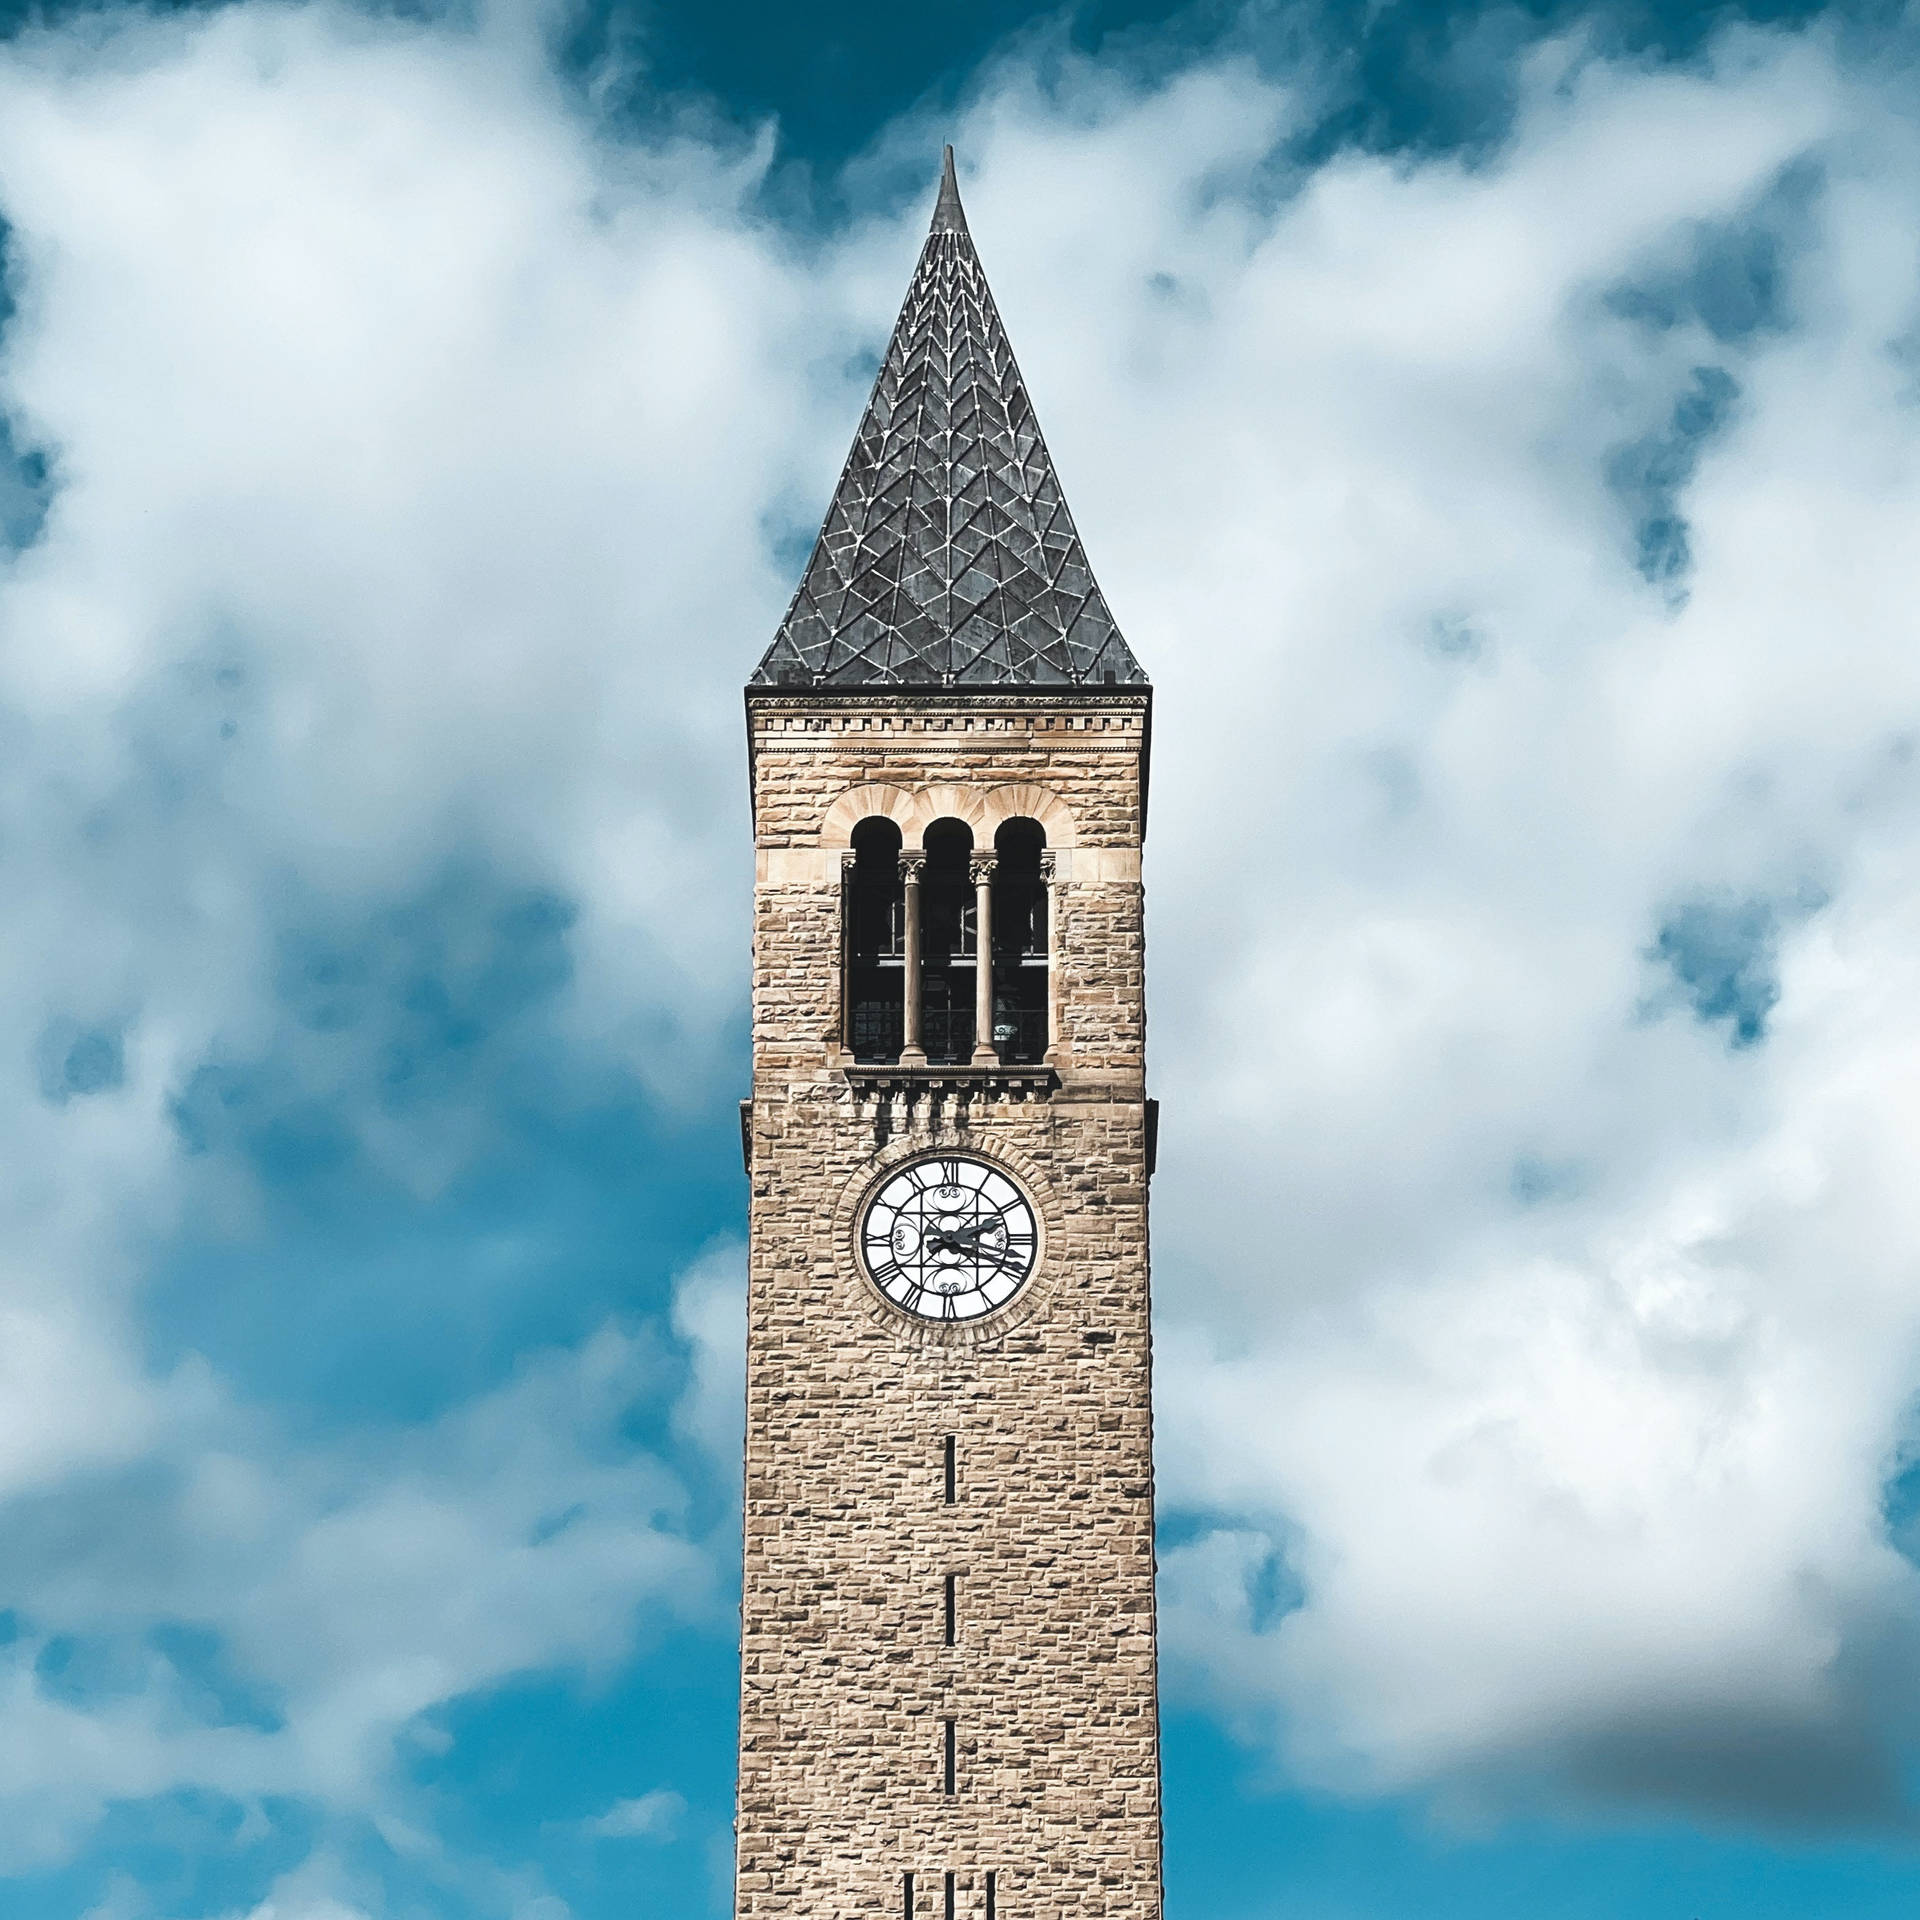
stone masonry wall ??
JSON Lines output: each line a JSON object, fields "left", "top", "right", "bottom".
{"left": 737, "top": 691, "right": 1162, "bottom": 1920}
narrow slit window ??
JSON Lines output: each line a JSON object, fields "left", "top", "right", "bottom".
{"left": 986, "top": 1870, "right": 997, "bottom": 1919}
{"left": 903, "top": 1870, "right": 914, "bottom": 1919}
{"left": 944, "top": 1435, "right": 956, "bottom": 1504}
{"left": 943, "top": 1717, "right": 956, "bottom": 1794}
{"left": 944, "top": 1572, "right": 957, "bottom": 1647}
{"left": 944, "top": 1871, "right": 956, "bottom": 1920}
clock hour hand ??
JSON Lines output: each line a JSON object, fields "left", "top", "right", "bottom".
{"left": 942, "top": 1219, "right": 1002, "bottom": 1252}
{"left": 922, "top": 1222, "right": 984, "bottom": 1256}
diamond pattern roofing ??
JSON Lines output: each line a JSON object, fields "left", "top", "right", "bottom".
{"left": 750, "top": 150, "right": 1147, "bottom": 690}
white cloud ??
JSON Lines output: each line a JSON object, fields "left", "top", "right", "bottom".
{"left": 578, "top": 1786, "right": 686, "bottom": 1840}
{"left": 0, "top": 0, "right": 793, "bottom": 1888}
{"left": 928, "top": 17, "right": 1920, "bottom": 1827}
{"left": 0, "top": 1319, "right": 709, "bottom": 1871}
{"left": 0, "top": 0, "right": 1915, "bottom": 1890}
{"left": 239, "top": 1897, "right": 371, "bottom": 1920}
{"left": 672, "top": 1241, "right": 745, "bottom": 1475}
{"left": 222, "top": 1851, "right": 376, "bottom": 1920}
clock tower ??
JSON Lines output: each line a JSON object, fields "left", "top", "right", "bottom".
{"left": 737, "top": 150, "right": 1160, "bottom": 1919}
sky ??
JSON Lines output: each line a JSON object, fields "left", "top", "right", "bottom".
{"left": 12, "top": 0, "right": 1920, "bottom": 1914}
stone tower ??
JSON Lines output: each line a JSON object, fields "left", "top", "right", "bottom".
{"left": 737, "top": 150, "right": 1160, "bottom": 1920}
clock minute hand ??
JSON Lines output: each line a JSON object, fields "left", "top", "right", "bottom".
{"left": 957, "top": 1234, "right": 1021, "bottom": 1274}
{"left": 958, "top": 1248, "right": 1024, "bottom": 1288}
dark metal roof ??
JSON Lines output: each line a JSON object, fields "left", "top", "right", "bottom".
{"left": 750, "top": 149, "right": 1147, "bottom": 691}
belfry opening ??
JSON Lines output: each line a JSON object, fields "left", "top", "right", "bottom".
{"left": 848, "top": 815, "right": 906, "bottom": 1062}
{"left": 989, "top": 819, "right": 1048, "bottom": 1064}
{"left": 919, "top": 819, "right": 975, "bottom": 1064}
{"left": 843, "top": 814, "right": 1052, "bottom": 1067}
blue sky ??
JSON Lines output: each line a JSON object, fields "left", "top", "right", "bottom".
{"left": 7, "top": 0, "right": 1920, "bottom": 1916}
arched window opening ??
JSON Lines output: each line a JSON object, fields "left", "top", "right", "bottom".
{"left": 991, "top": 818, "right": 1048, "bottom": 1064}
{"left": 847, "top": 816, "right": 904, "bottom": 1062}
{"left": 919, "top": 819, "right": 976, "bottom": 1064}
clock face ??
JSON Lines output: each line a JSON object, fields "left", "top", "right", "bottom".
{"left": 860, "top": 1155, "right": 1039, "bottom": 1322}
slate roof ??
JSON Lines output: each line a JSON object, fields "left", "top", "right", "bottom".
{"left": 750, "top": 149, "right": 1147, "bottom": 690}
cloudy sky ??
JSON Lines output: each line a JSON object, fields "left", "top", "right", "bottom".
{"left": 9, "top": 0, "right": 1920, "bottom": 1913}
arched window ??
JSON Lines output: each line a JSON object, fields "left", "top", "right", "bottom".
{"left": 847, "top": 816, "right": 904, "bottom": 1062}
{"left": 919, "top": 818, "right": 976, "bottom": 1064}
{"left": 991, "top": 818, "right": 1048, "bottom": 1064}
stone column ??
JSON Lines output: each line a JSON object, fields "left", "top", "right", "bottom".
{"left": 836, "top": 851, "right": 856, "bottom": 1061}
{"left": 1040, "top": 850, "right": 1063, "bottom": 1067}
{"left": 899, "top": 851, "right": 927, "bottom": 1066}
{"left": 969, "top": 853, "right": 998, "bottom": 1066}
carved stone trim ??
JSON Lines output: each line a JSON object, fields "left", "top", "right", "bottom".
{"left": 744, "top": 689, "right": 1150, "bottom": 716}
{"left": 842, "top": 1064, "right": 1057, "bottom": 1097}
{"left": 760, "top": 740, "right": 1141, "bottom": 755}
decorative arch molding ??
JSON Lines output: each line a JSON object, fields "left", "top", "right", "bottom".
{"left": 819, "top": 783, "right": 918, "bottom": 847}
{"left": 817, "top": 779, "right": 1079, "bottom": 850}
{"left": 980, "top": 782, "right": 1078, "bottom": 849}
{"left": 903, "top": 784, "right": 991, "bottom": 843}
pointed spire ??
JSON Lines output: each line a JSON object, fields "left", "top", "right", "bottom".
{"left": 931, "top": 144, "right": 968, "bottom": 235}
{"left": 750, "top": 149, "right": 1147, "bottom": 692}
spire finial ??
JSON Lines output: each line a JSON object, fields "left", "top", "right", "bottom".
{"left": 932, "top": 145, "right": 968, "bottom": 235}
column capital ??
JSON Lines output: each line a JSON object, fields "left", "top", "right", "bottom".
{"left": 968, "top": 853, "right": 999, "bottom": 885}
{"left": 898, "top": 852, "right": 927, "bottom": 883}
{"left": 1038, "top": 850, "right": 1056, "bottom": 879}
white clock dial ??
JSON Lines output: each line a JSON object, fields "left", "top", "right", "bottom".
{"left": 860, "top": 1155, "right": 1038, "bottom": 1322}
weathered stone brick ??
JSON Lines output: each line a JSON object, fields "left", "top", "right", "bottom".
{"left": 737, "top": 690, "right": 1161, "bottom": 1919}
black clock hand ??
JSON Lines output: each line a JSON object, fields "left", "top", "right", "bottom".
{"left": 922, "top": 1219, "right": 992, "bottom": 1254}
{"left": 963, "top": 1242, "right": 1023, "bottom": 1278}
{"left": 922, "top": 1233, "right": 977, "bottom": 1259}
{"left": 944, "top": 1219, "right": 1003, "bottom": 1251}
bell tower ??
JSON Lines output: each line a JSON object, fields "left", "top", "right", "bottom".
{"left": 737, "top": 150, "right": 1160, "bottom": 1919}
